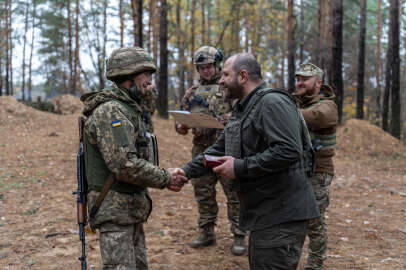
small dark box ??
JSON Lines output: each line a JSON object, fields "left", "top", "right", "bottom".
{"left": 203, "top": 154, "right": 224, "bottom": 168}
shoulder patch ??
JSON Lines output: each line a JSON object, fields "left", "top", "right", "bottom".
{"left": 112, "top": 120, "right": 122, "bottom": 127}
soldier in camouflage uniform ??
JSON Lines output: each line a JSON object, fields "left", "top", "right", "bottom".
{"left": 294, "top": 63, "right": 338, "bottom": 270}
{"left": 80, "top": 47, "right": 187, "bottom": 270}
{"left": 175, "top": 46, "right": 246, "bottom": 255}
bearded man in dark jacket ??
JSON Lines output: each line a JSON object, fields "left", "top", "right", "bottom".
{"left": 173, "top": 53, "right": 320, "bottom": 270}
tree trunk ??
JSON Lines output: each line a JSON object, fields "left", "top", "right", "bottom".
{"left": 73, "top": 0, "right": 81, "bottom": 95}
{"left": 326, "top": 0, "right": 334, "bottom": 85}
{"left": 99, "top": 0, "right": 108, "bottom": 90}
{"left": 389, "top": 0, "right": 401, "bottom": 138}
{"left": 299, "top": 0, "right": 304, "bottom": 64}
{"left": 201, "top": 0, "right": 206, "bottom": 45}
{"left": 157, "top": 0, "right": 168, "bottom": 118}
{"left": 21, "top": 0, "right": 30, "bottom": 101}
{"left": 188, "top": 0, "right": 196, "bottom": 86}
{"left": 9, "top": 0, "right": 13, "bottom": 96}
{"left": 375, "top": 0, "right": 382, "bottom": 119}
{"left": 67, "top": 0, "right": 73, "bottom": 94}
{"left": 120, "top": 0, "right": 124, "bottom": 47}
{"left": 0, "top": 0, "right": 3, "bottom": 96}
{"left": 148, "top": 0, "right": 153, "bottom": 51}
{"left": 244, "top": 12, "right": 249, "bottom": 52}
{"left": 314, "top": 0, "right": 322, "bottom": 66}
{"left": 332, "top": 0, "right": 344, "bottom": 123}
{"left": 356, "top": 0, "right": 367, "bottom": 119}
{"left": 320, "top": 0, "right": 328, "bottom": 73}
{"left": 153, "top": 0, "right": 159, "bottom": 67}
{"left": 382, "top": 2, "right": 393, "bottom": 132}
{"left": 28, "top": 0, "right": 37, "bottom": 101}
{"left": 0, "top": 23, "right": 2, "bottom": 96}
{"left": 131, "top": 0, "right": 137, "bottom": 46}
{"left": 280, "top": 2, "right": 287, "bottom": 89}
{"left": 231, "top": 0, "right": 241, "bottom": 53}
{"left": 5, "top": 0, "right": 10, "bottom": 95}
{"left": 287, "top": 0, "right": 296, "bottom": 92}
{"left": 207, "top": 0, "right": 211, "bottom": 44}
{"left": 251, "top": 0, "right": 262, "bottom": 56}
{"left": 137, "top": 0, "right": 143, "bottom": 47}
{"left": 176, "top": 0, "right": 185, "bottom": 101}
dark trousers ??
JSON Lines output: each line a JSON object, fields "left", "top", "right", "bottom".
{"left": 249, "top": 220, "right": 308, "bottom": 270}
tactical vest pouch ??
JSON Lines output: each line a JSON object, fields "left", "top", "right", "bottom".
{"left": 298, "top": 111, "right": 316, "bottom": 177}
{"left": 146, "top": 132, "right": 159, "bottom": 166}
{"left": 310, "top": 132, "right": 336, "bottom": 151}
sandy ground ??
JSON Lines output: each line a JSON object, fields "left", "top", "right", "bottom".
{"left": 0, "top": 97, "right": 405, "bottom": 269}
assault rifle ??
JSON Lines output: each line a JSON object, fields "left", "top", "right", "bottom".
{"left": 73, "top": 115, "right": 88, "bottom": 270}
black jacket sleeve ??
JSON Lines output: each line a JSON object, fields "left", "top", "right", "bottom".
{"left": 182, "top": 131, "right": 226, "bottom": 179}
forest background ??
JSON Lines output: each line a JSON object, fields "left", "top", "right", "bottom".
{"left": 0, "top": 0, "right": 405, "bottom": 142}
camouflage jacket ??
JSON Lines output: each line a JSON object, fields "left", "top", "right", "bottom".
{"left": 181, "top": 73, "right": 232, "bottom": 147}
{"left": 81, "top": 84, "right": 170, "bottom": 227}
{"left": 295, "top": 84, "right": 338, "bottom": 176}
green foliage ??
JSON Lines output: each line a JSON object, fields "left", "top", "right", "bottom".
{"left": 24, "top": 207, "right": 39, "bottom": 216}
{"left": 22, "top": 100, "right": 57, "bottom": 113}
{"left": 37, "top": 0, "right": 72, "bottom": 96}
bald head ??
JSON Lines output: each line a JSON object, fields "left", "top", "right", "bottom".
{"left": 220, "top": 53, "right": 264, "bottom": 99}
{"left": 229, "top": 53, "right": 263, "bottom": 82}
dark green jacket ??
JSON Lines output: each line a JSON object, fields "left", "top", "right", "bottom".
{"left": 183, "top": 83, "right": 319, "bottom": 231}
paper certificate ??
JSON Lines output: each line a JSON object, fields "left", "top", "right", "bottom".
{"left": 168, "top": 110, "right": 224, "bottom": 129}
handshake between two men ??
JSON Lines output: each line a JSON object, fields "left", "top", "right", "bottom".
{"left": 166, "top": 156, "right": 236, "bottom": 192}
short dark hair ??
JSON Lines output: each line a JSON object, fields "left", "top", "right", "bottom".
{"left": 232, "top": 53, "right": 262, "bottom": 82}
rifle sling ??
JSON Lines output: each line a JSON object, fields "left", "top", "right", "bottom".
{"left": 88, "top": 173, "right": 115, "bottom": 228}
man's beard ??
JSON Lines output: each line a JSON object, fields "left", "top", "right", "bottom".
{"left": 298, "top": 80, "right": 317, "bottom": 97}
{"left": 224, "top": 76, "right": 243, "bottom": 100}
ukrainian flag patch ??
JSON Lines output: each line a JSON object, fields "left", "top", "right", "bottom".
{"left": 112, "top": 120, "right": 121, "bottom": 127}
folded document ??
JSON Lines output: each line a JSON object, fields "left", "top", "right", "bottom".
{"left": 168, "top": 110, "right": 224, "bottom": 129}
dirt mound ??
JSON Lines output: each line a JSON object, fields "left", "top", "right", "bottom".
{"left": 50, "top": 94, "right": 82, "bottom": 114}
{"left": 0, "top": 96, "right": 37, "bottom": 116}
{"left": 0, "top": 96, "right": 46, "bottom": 122}
{"left": 337, "top": 119, "right": 406, "bottom": 159}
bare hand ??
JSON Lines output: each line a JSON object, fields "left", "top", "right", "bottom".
{"left": 175, "top": 122, "right": 189, "bottom": 135}
{"left": 146, "top": 84, "right": 157, "bottom": 95}
{"left": 212, "top": 156, "right": 236, "bottom": 180}
{"left": 218, "top": 113, "right": 231, "bottom": 126}
{"left": 167, "top": 168, "right": 188, "bottom": 192}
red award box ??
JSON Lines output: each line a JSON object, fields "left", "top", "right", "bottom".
{"left": 203, "top": 154, "right": 224, "bottom": 169}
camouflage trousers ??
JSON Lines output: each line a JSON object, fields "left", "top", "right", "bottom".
{"left": 191, "top": 144, "right": 245, "bottom": 236}
{"left": 306, "top": 173, "right": 333, "bottom": 270}
{"left": 99, "top": 222, "right": 148, "bottom": 270}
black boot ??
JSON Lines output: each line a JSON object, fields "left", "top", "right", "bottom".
{"left": 188, "top": 225, "right": 216, "bottom": 248}
{"left": 231, "top": 235, "right": 246, "bottom": 256}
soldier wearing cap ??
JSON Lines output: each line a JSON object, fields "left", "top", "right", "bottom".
{"left": 175, "top": 46, "right": 246, "bottom": 255}
{"left": 294, "top": 63, "right": 338, "bottom": 270}
{"left": 80, "top": 47, "right": 187, "bottom": 270}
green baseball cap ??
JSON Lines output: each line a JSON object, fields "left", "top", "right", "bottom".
{"left": 295, "top": 63, "right": 324, "bottom": 78}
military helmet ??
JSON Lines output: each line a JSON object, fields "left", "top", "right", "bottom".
{"left": 193, "top": 46, "right": 223, "bottom": 66}
{"left": 106, "top": 47, "right": 156, "bottom": 80}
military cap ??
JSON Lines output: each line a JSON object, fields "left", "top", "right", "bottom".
{"left": 106, "top": 47, "right": 156, "bottom": 80}
{"left": 295, "top": 63, "right": 324, "bottom": 79}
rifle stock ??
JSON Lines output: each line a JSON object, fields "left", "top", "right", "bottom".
{"left": 74, "top": 115, "right": 88, "bottom": 270}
